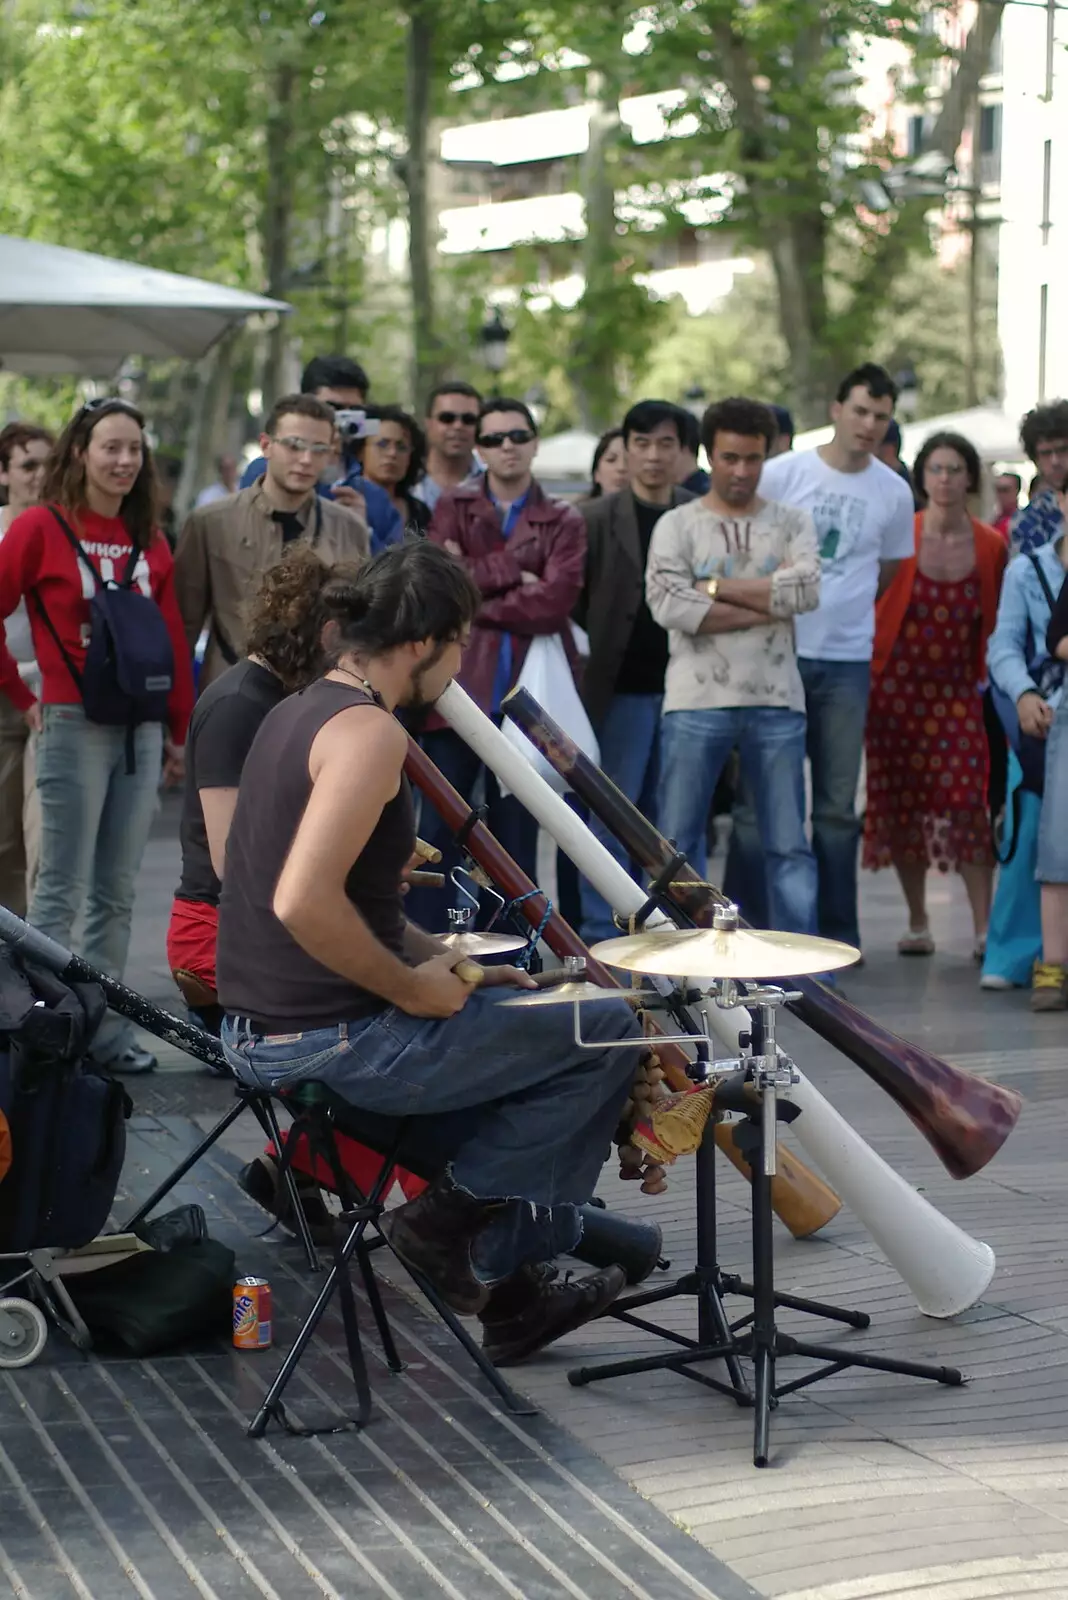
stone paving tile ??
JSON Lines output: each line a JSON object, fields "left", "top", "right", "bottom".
{"left": 116, "top": 811, "right": 1068, "bottom": 1598}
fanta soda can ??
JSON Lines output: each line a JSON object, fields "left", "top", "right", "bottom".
{"left": 233, "top": 1277, "right": 272, "bottom": 1349}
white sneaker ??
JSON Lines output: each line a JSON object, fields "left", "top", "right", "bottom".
{"left": 979, "top": 973, "right": 1014, "bottom": 991}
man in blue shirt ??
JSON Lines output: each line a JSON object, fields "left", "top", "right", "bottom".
{"left": 1011, "top": 399, "right": 1068, "bottom": 556}
{"left": 240, "top": 355, "right": 403, "bottom": 555}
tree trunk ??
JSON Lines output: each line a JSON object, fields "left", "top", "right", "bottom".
{"left": 573, "top": 71, "right": 622, "bottom": 432}
{"left": 406, "top": 1, "right": 440, "bottom": 405}
{"left": 768, "top": 214, "right": 833, "bottom": 426}
{"left": 263, "top": 60, "right": 296, "bottom": 409}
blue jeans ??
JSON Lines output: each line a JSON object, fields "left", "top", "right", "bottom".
{"left": 1037, "top": 700, "right": 1068, "bottom": 884}
{"left": 659, "top": 707, "right": 817, "bottom": 934}
{"left": 405, "top": 727, "right": 539, "bottom": 932}
{"left": 725, "top": 660, "right": 870, "bottom": 946}
{"left": 580, "top": 693, "right": 662, "bottom": 944}
{"left": 30, "top": 706, "right": 163, "bottom": 1061}
{"left": 223, "top": 987, "right": 642, "bottom": 1282}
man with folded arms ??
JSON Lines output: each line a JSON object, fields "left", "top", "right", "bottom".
{"left": 646, "top": 397, "right": 821, "bottom": 933}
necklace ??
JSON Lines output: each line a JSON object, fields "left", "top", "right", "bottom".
{"left": 331, "top": 662, "right": 383, "bottom": 705}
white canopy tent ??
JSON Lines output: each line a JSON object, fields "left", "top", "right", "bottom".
{"left": 534, "top": 427, "right": 599, "bottom": 493}
{"left": 0, "top": 235, "right": 289, "bottom": 376}
{"left": 792, "top": 404, "right": 1026, "bottom": 467}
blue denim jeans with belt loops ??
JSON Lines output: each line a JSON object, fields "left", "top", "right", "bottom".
{"left": 223, "top": 985, "right": 643, "bottom": 1283}
{"left": 30, "top": 705, "right": 163, "bottom": 1061}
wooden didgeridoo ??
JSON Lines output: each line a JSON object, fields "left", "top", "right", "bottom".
{"left": 403, "top": 738, "right": 841, "bottom": 1240}
{"left": 503, "top": 687, "right": 1021, "bottom": 1181}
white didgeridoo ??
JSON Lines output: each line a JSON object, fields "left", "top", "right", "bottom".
{"left": 437, "top": 681, "right": 996, "bottom": 1318}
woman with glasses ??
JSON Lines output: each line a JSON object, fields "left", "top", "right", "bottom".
{"left": 863, "top": 430, "right": 1006, "bottom": 960}
{"left": 358, "top": 406, "right": 431, "bottom": 538}
{"left": 0, "top": 398, "right": 195, "bottom": 1073}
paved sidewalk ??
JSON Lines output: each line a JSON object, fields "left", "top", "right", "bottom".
{"left": 88, "top": 802, "right": 1068, "bottom": 1594}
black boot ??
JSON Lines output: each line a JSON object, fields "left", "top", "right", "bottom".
{"left": 479, "top": 1262, "right": 626, "bottom": 1366}
{"left": 379, "top": 1175, "right": 501, "bottom": 1315}
{"left": 238, "top": 1154, "right": 336, "bottom": 1245}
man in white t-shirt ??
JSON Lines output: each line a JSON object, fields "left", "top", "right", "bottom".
{"left": 726, "top": 364, "right": 914, "bottom": 950}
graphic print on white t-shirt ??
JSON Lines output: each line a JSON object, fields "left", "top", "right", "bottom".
{"left": 760, "top": 450, "right": 914, "bottom": 662}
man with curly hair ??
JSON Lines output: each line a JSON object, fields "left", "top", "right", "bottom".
{"left": 1012, "top": 399, "right": 1068, "bottom": 555}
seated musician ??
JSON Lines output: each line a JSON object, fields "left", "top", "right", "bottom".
{"left": 217, "top": 541, "right": 643, "bottom": 1362}
{"left": 167, "top": 548, "right": 422, "bottom": 1232}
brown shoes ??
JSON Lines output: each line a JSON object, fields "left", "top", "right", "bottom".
{"left": 479, "top": 1262, "right": 626, "bottom": 1366}
{"left": 379, "top": 1176, "right": 501, "bottom": 1315}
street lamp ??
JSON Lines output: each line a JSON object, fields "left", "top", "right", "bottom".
{"left": 683, "top": 383, "right": 707, "bottom": 419}
{"left": 477, "top": 308, "right": 511, "bottom": 376}
{"left": 894, "top": 363, "right": 920, "bottom": 420}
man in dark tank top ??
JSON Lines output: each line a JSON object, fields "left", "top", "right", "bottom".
{"left": 218, "top": 542, "right": 644, "bottom": 1364}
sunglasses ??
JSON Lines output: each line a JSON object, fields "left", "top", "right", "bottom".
{"left": 433, "top": 410, "right": 479, "bottom": 427}
{"left": 478, "top": 429, "right": 534, "bottom": 449}
{"left": 275, "top": 435, "right": 333, "bottom": 458}
{"left": 78, "top": 396, "right": 144, "bottom": 424}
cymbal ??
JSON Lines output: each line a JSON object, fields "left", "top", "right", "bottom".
{"left": 501, "top": 982, "right": 642, "bottom": 1009}
{"left": 439, "top": 931, "right": 528, "bottom": 957}
{"left": 590, "top": 926, "right": 860, "bottom": 979}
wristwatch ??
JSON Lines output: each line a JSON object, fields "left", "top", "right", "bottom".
{"left": 704, "top": 577, "right": 720, "bottom": 603}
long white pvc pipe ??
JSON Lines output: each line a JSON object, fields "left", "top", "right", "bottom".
{"left": 438, "top": 681, "right": 997, "bottom": 1317}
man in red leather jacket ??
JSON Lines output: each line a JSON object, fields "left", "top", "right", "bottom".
{"left": 405, "top": 397, "right": 586, "bottom": 929}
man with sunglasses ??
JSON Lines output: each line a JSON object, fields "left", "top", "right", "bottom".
{"left": 405, "top": 398, "right": 585, "bottom": 927}
{"left": 412, "top": 383, "right": 484, "bottom": 513}
{"left": 175, "top": 395, "right": 370, "bottom": 690}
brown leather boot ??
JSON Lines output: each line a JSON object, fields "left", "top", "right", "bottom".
{"left": 379, "top": 1176, "right": 501, "bottom": 1315}
{"left": 479, "top": 1262, "right": 626, "bottom": 1365}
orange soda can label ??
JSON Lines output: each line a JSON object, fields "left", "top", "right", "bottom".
{"left": 233, "top": 1276, "right": 272, "bottom": 1349}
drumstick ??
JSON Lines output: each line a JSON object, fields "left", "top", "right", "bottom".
{"left": 406, "top": 870, "right": 446, "bottom": 888}
{"left": 452, "top": 958, "right": 484, "bottom": 985}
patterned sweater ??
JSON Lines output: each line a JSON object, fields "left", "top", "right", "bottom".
{"left": 645, "top": 498, "right": 820, "bottom": 714}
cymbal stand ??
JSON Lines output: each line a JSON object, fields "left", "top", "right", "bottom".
{"left": 706, "top": 983, "right": 964, "bottom": 1467}
{"left": 567, "top": 974, "right": 867, "bottom": 1412}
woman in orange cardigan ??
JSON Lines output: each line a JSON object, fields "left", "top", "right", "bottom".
{"left": 864, "top": 431, "right": 1007, "bottom": 958}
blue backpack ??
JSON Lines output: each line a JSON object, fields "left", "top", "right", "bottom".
{"left": 34, "top": 506, "right": 174, "bottom": 769}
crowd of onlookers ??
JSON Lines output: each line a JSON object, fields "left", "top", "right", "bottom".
{"left": 0, "top": 353, "right": 1064, "bottom": 1079}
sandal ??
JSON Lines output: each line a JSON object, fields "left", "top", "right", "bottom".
{"left": 898, "top": 927, "right": 935, "bottom": 956}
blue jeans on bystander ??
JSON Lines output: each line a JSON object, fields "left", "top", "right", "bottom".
{"left": 724, "top": 659, "right": 870, "bottom": 946}
{"left": 579, "top": 692, "right": 662, "bottom": 944}
{"left": 30, "top": 705, "right": 163, "bottom": 1062}
{"left": 659, "top": 705, "right": 817, "bottom": 935}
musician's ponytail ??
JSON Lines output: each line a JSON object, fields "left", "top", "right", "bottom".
{"left": 326, "top": 540, "right": 480, "bottom": 659}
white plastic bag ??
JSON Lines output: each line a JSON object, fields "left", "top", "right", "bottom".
{"left": 500, "top": 633, "right": 599, "bottom": 795}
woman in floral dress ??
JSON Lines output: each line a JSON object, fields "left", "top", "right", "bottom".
{"left": 864, "top": 431, "right": 1007, "bottom": 958}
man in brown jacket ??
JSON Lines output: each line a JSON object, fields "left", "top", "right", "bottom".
{"left": 175, "top": 394, "right": 369, "bottom": 688}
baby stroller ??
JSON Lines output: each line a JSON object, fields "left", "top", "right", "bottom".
{"left": 0, "top": 936, "right": 129, "bottom": 1367}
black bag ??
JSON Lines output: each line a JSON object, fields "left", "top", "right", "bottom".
{"left": 0, "top": 947, "right": 130, "bottom": 1253}
{"left": 65, "top": 1231, "right": 237, "bottom": 1356}
{"left": 33, "top": 506, "right": 174, "bottom": 769}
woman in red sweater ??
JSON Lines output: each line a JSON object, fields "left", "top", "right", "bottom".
{"left": 864, "top": 430, "right": 1007, "bottom": 960}
{"left": 0, "top": 398, "right": 194, "bottom": 1073}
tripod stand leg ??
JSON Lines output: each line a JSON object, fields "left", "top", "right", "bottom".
{"left": 753, "top": 1345, "right": 773, "bottom": 1468}
{"left": 695, "top": 1122, "right": 750, "bottom": 1400}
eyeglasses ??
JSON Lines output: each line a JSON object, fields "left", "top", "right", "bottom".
{"left": 433, "top": 410, "right": 479, "bottom": 427}
{"left": 925, "top": 462, "right": 966, "bottom": 477}
{"left": 370, "top": 436, "right": 412, "bottom": 454}
{"left": 478, "top": 429, "right": 535, "bottom": 448}
{"left": 274, "top": 436, "right": 333, "bottom": 458}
